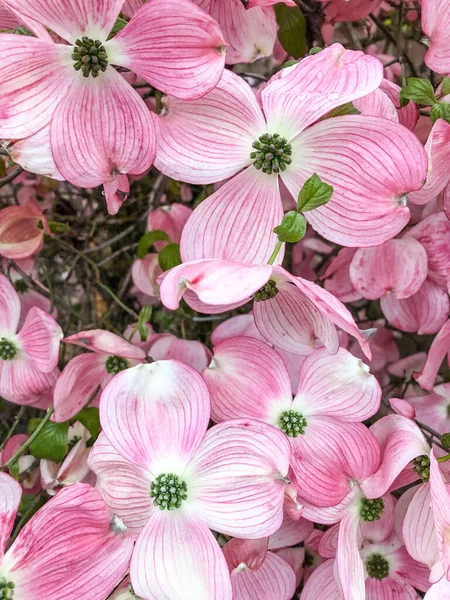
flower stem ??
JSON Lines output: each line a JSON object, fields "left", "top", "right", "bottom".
{"left": 267, "top": 241, "right": 282, "bottom": 266}
{"left": 437, "top": 453, "right": 450, "bottom": 463}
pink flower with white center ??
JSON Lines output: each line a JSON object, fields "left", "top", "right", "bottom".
{"left": 415, "top": 320, "right": 450, "bottom": 390}
{"left": 89, "top": 360, "right": 291, "bottom": 599}
{"left": 0, "top": 476, "right": 133, "bottom": 599}
{"left": 0, "top": 0, "right": 226, "bottom": 212}
{"left": 222, "top": 537, "right": 296, "bottom": 600}
{"left": 0, "top": 274, "right": 61, "bottom": 405}
{"left": 53, "top": 328, "right": 146, "bottom": 422}
{"left": 0, "top": 434, "right": 41, "bottom": 495}
{"left": 154, "top": 44, "right": 427, "bottom": 248}
{"left": 203, "top": 338, "right": 381, "bottom": 506}
{"left": 422, "top": 0, "right": 450, "bottom": 73}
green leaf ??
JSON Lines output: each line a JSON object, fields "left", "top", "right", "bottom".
{"left": 110, "top": 16, "right": 127, "bottom": 34}
{"left": 137, "top": 230, "right": 170, "bottom": 259}
{"left": 138, "top": 305, "right": 153, "bottom": 342}
{"left": 158, "top": 243, "right": 182, "bottom": 272}
{"left": 309, "top": 47, "right": 323, "bottom": 55}
{"left": 324, "top": 102, "right": 361, "bottom": 119}
{"left": 274, "top": 4, "right": 307, "bottom": 60}
{"left": 273, "top": 211, "right": 307, "bottom": 243}
{"left": 74, "top": 407, "right": 100, "bottom": 440}
{"left": 297, "top": 173, "right": 333, "bottom": 213}
{"left": 430, "top": 102, "right": 450, "bottom": 124}
{"left": 399, "top": 78, "right": 437, "bottom": 107}
{"left": 28, "top": 419, "right": 69, "bottom": 462}
{"left": 440, "top": 77, "right": 450, "bottom": 97}
{"left": 280, "top": 59, "right": 299, "bottom": 69}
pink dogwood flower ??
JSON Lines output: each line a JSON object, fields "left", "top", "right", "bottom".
{"left": 154, "top": 45, "right": 426, "bottom": 248}
{"left": 0, "top": 434, "right": 41, "bottom": 495}
{"left": 54, "top": 328, "right": 146, "bottom": 422}
{"left": 415, "top": 320, "right": 450, "bottom": 390}
{"left": 89, "top": 360, "right": 291, "bottom": 599}
{"left": 0, "top": 201, "right": 49, "bottom": 260}
{"left": 0, "top": 475, "right": 133, "bottom": 599}
{"left": 422, "top": 0, "right": 450, "bottom": 73}
{"left": 0, "top": 0, "right": 226, "bottom": 210}
{"left": 0, "top": 273, "right": 61, "bottom": 405}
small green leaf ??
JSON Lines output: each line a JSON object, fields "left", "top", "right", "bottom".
{"left": 274, "top": 4, "right": 307, "bottom": 60}
{"left": 430, "top": 102, "right": 450, "bottom": 124}
{"left": 28, "top": 419, "right": 69, "bottom": 462}
{"left": 273, "top": 211, "right": 307, "bottom": 243}
{"left": 280, "top": 59, "right": 299, "bottom": 69}
{"left": 324, "top": 102, "right": 361, "bottom": 119}
{"left": 309, "top": 47, "right": 323, "bottom": 55}
{"left": 440, "top": 77, "right": 450, "bottom": 97}
{"left": 297, "top": 173, "right": 333, "bottom": 213}
{"left": 74, "top": 407, "right": 100, "bottom": 440}
{"left": 138, "top": 305, "right": 153, "bottom": 342}
{"left": 46, "top": 220, "right": 70, "bottom": 234}
{"left": 158, "top": 243, "right": 182, "bottom": 272}
{"left": 399, "top": 78, "right": 437, "bottom": 107}
{"left": 110, "top": 16, "right": 127, "bottom": 34}
{"left": 137, "top": 230, "right": 170, "bottom": 259}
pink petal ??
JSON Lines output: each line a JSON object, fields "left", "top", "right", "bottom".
{"left": 301, "top": 560, "right": 342, "bottom": 600}
{"left": 406, "top": 212, "right": 450, "bottom": 288}
{"left": 149, "top": 334, "right": 212, "bottom": 373}
{"left": 360, "top": 492, "right": 396, "bottom": 544}
{"left": 425, "top": 577, "right": 450, "bottom": 600}
{"left": 293, "top": 347, "right": 381, "bottom": 421}
{"left": 223, "top": 537, "right": 268, "bottom": 572}
{"left": 429, "top": 449, "right": 450, "bottom": 578}
{"left": 409, "top": 120, "right": 450, "bottom": 205}
{"left": 153, "top": 70, "right": 265, "bottom": 184}
{"left": 402, "top": 483, "right": 439, "bottom": 569}
{"left": 53, "top": 354, "right": 105, "bottom": 422}
{"left": 159, "top": 259, "right": 272, "bottom": 311}
{"left": 0, "top": 273, "right": 20, "bottom": 334}
{"left": 63, "top": 329, "right": 145, "bottom": 359}
{"left": 0, "top": 473, "right": 21, "bottom": 557}
{"left": 9, "top": 125, "right": 64, "bottom": 181}
{"left": 3, "top": 0, "right": 124, "bottom": 43}
{"left": 17, "top": 306, "right": 62, "bottom": 372}
{"left": 188, "top": 419, "right": 290, "bottom": 538}
{"left": 381, "top": 280, "right": 449, "bottom": 335}
{"left": 361, "top": 415, "right": 430, "bottom": 499}
{"left": 130, "top": 510, "right": 232, "bottom": 600}
{"left": 131, "top": 254, "right": 162, "bottom": 299}
{"left": 203, "top": 336, "right": 292, "bottom": 424}
{"left": 336, "top": 509, "right": 365, "bottom": 600}
{"left": 51, "top": 68, "right": 155, "bottom": 188}
{"left": 262, "top": 44, "right": 383, "bottom": 138}
{"left": 100, "top": 361, "right": 210, "bottom": 472}
{"left": 268, "top": 513, "right": 313, "bottom": 550}
{"left": 350, "top": 238, "right": 428, "bottom": 300}
{"left": 147, "top": 203, "right": 192, "bottom": 248}
{"left": 8, "top": 484, "right": 133, "bottom": 600}
{"left": 389, "top": 398, "right": 416, "bottom": 419}
{"left": 282, "top": 116, "right": 426, "bottom": 246}
{"left": 321, "top": 0, "right": 383, "bottom": 22}
{"left": 103, "top": 174, "right": 129, "bottom": 216}
{"left": 122, "top": 0, "right": 142, "bottom": 17}
{"left": 274, "top": 547, "right": 305, "bottom": 586}
{"left": 246, "top": 0, "right": 296, "bottom": 6}
{"left": 415, "top": 321, "right": 450, "bottom": 390}
{"left": 211, "top": 314, "right": 263, "bottom": 345}
{"left": 0, "top": 205, "right": 44, "bottom": 260}
{"left": 353, "top": 85, "right": 399, "bottom": 123}
{"left": 88, "top": 433, "right": 154, "bottom": 536}
{"left": 112, "top": 0, "right": 226, "bottom": 100}
{"left": 379, "top": 78, "right": 419, "bottom": 131}
{"left": 422, "top": 0, "right": 450, "bottom": 73}
{"left": 366, "top": 577, "right": 420, "bottom": 600}
{"left": 0, "top": 359, "right": 59, "bottom": 406}
{"left": 180, "top": 167, "right": 283, "bottom": 265}
{"left": 0, "top": 0, "right": 51, "bottom": 39}
{"left": 323, "top": 247, "right": 363, "bottom": 303}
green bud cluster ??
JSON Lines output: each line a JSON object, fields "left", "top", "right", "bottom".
{"left": 0, "top": 577, "right": 15, "bottom": 599}
{"left": 365, "top": 553, "right": 390, "bottom": 580}
{"left": 413, "top": 455, "right": 430, "bottom": 482}
{"left": 151, "top": 473, "right": 188, "bottom": 511}
{"left": 279, "top": 410, "right": 307, "bottom": 437}
{"left": 250, "top": 133, "right": 292, "bottom": 174}
{"left": 360, "top": 497, "right": 384, "bottom": 522}
{"left": 72, "top": 37, "right": 108, "bottom": 78}
{"left": 0, "top": 338, "right": 17, "bottom": 361}
{"left": 254, "top": 279, "right": 279, "bottom": 302}
{"left": 105, "top": 355, "right": 128, "bottom": 375}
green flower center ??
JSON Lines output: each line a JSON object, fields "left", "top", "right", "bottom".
{"left": 14, "top": 279, "right": 28, "bottom": 294}
{"left": 151, "top": 473, "right": 188, "bottom": 511}
{"left": 72, "top": 37, "right": 108, "bottom": 78}
{"left": 360, "top": 498, "right": 384, "bottom": 522}
{"left": 0, "top": 338, "right": 17, "bottom": 361}
{"left": 105, "top": 355, "right": 128, "bottom": 375}
{"left": 413, "top": 455, "right": 430, "bottom": 482}
{"left": 279, "top": 410, "right": 307, "bottom": 437}
{"left": 366, "top": 553, "right": 390, "bottom": 580}
{"left": 0, "top": 577, "right": 15, "bottom": 599}
{"left": 250, "top": 133, "right": 292, "bottom": 175}
{"left": 254, "top": 279, "right": 279, "bottom": 302}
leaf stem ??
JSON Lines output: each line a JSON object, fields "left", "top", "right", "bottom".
{"left": 267, "top": 241, "right": 283, "bottom": 266}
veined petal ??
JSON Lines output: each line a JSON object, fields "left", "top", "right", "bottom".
{"left": 0, "top": 34, "right": 75, "bottom": 139}
{"left": 293, "top": 347, "right": 381, "bottom": 421}
{"left": 88, "top": 433, "right": 154, "bottom": 536}
{"left": 153, "top": 70, "right": 265, "bottom": 184}
{"left": 403, "top": 483, "right": 439, "bottom": 568}
{"left": 268, "top": 513, "right": 313, "bottom": 550}
{"left": 188, "top": 419, "right": 290, "bottom": 538}
{"left": 100, "top": 361, "right": 210, "bottom": 473}
{"left": 130, "top": 510, "right": 232, "bottom": 600}
{"left": 53, "top": 353, "right": 106, "bottom": 423}
{"left": 425, "top": 577, "right": 450, "bottom": 600}
{"left": 51, "top": 67, "right": 155, "bottom": 189}
{"left": 223, "top": 537, "right": 268, "bottom": 572}
{"left": 415, "top": 320, "right": 450, "bottom": 390}
{"left": 301, "top": 560, "right": 342, "bottom": 600}
{"left": 230, "top": 551, "right": 296, "bottom": 600}
{"left": 430, "top": 450, "right": 450, "bottom": 577}
{"left": 3, "top": 0, "right": 124, "bottom": 43}
{"left": 353, "top": 86, "right": 399, "bottom": 122}
{"left": 0, "top": 473, "right": 21, "bottom": 557}
{"left": 149, "top": 335, "right": 212, "bottom": 373}
{"left": 122, "top": 0, "right": 141, "bottom": 17}
{"left": 17, "top": 306, "right": 62, "bottom": 372}
{"left": 0, "top": 2, "right": 51, "bottom": 40}
{"left": 0, "top": 358, "right": 58, "bottom": 406}
{"left": 422, "top": 0, "right": 450, "bottom": 73}
{"left": 282, "top": 116, "right": 426, "bottom": 247}
{"left": 64, "top": 329, "right": 145, "bottom": 359}
{"left": 111, "top": 0, "right": 226, "bottom": 100}
{"left": 8, "top": 125, "right": 64, "bottom": 181}
{"left": 246, "top": 0, "right": 296, "bottom": 6}
{"left": 203, "top": 336, "right": 292, "bottom": 424}
{"left": 336, "top": 509, "right": 365, "bottom": 600}
{"left": 180, "top": 167, "right": 283, "bottom": 265}
{"left": 0, "top": 205, "right": 44, "bottom": 260}
{"left": 159, "top": 259, "right": 272, "bottom": 311}
{"left": 262, "top": 44, "right": 383, "bottom": 139}
{"left": 6, "top": 484, "right": 133, "bottom": 600}
{"left": 0, "top": 273, "right": 20, "bottom": 335}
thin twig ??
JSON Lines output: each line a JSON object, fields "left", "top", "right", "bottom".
{"left": 0, "top": 165, "right": 23, "bottom": 188}
{"left": 0, "top": 406, "right": 25, "bottom": 452}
